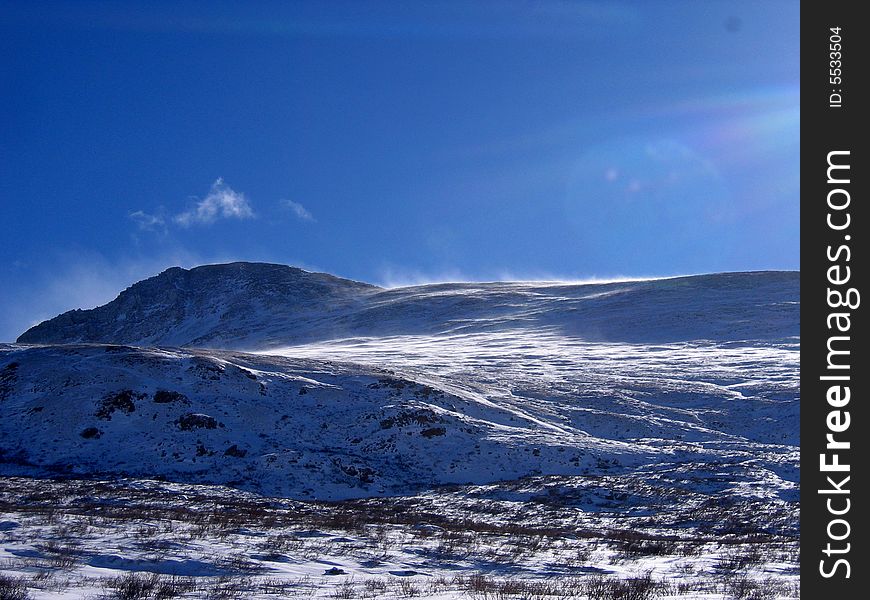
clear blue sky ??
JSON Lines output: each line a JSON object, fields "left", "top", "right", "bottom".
{"left": 1, "top": 0, "right": 799, "bottom": 341}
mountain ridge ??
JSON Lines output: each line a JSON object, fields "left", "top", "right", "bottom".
{"left": 17, "top": 262, "right": 380, "bottom": 347}
{"left": 17, "top": 262, "right": 799, "bottom": 348}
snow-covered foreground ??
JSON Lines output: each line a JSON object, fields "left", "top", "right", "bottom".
{"left": 0, "top": 473, "right": 797, "bottom": 599}
{"left": 0, "top": 332, "right": 799, "bottom": 599}
{"left": 1, "top": 266, "right": 799, "bottom": 598}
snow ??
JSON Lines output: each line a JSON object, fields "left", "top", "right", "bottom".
{"left": 18, "top": 265, "right": 798, "bottom": 350}
{"left": 0, "top": 332, "right": 798, "bottom": 502}
{"left": 0, "top": 266, "right": 799, "bottom": 598}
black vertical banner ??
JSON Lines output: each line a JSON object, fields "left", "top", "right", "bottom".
{"left": 801, "top": 2, "right": 867, "bottom": 597}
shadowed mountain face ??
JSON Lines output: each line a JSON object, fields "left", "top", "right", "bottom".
{"left": 17, "top": 263, "right": 799, "bottom": 348}
{"left": 17, "top": 262, "right": 380, "bottom": 348}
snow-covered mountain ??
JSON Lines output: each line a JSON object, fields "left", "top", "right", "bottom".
{"left": 17, "top": 262, "right": 379, "bottom": 349}
{"left": 0, "top": 337, "right": 798, "bottom": 500}
{"left": 17, "top": 262, "right": 798, "bottom": 348}
{"left": 2, "top": 264, "right": 799, "bottom": 502}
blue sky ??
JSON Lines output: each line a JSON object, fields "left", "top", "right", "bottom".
{"left": 0, "top": 0, "right": 799, "bottom": 341}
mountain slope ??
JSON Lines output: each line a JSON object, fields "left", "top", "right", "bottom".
{"left": 18, "top": 265, "right": 799, "bottom": 347}
{"left": 17, "top": 262, "right": 380, "bottom": 348}
{"left": 0, "top": 343, "right": 637, "bottom": 499}
{"left": 0, "top": 334, "right": 798, "bottom": 501}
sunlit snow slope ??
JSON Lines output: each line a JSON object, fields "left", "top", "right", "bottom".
{"left": 3, "top": 263, "right": 799, "bottom": 501}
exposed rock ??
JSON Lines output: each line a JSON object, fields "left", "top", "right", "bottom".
{"left": 176, "top": 413, "right": 220, "bottom": 431}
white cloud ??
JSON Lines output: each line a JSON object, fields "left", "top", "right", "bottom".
{"left": 129, "top": 210, "right": 166, "bottom": 231}
{"left": 174, "top": 178, "right": 254, "bottom": 227}
{"left": 282, "top": 199, "right": 315, "bottom": 222}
